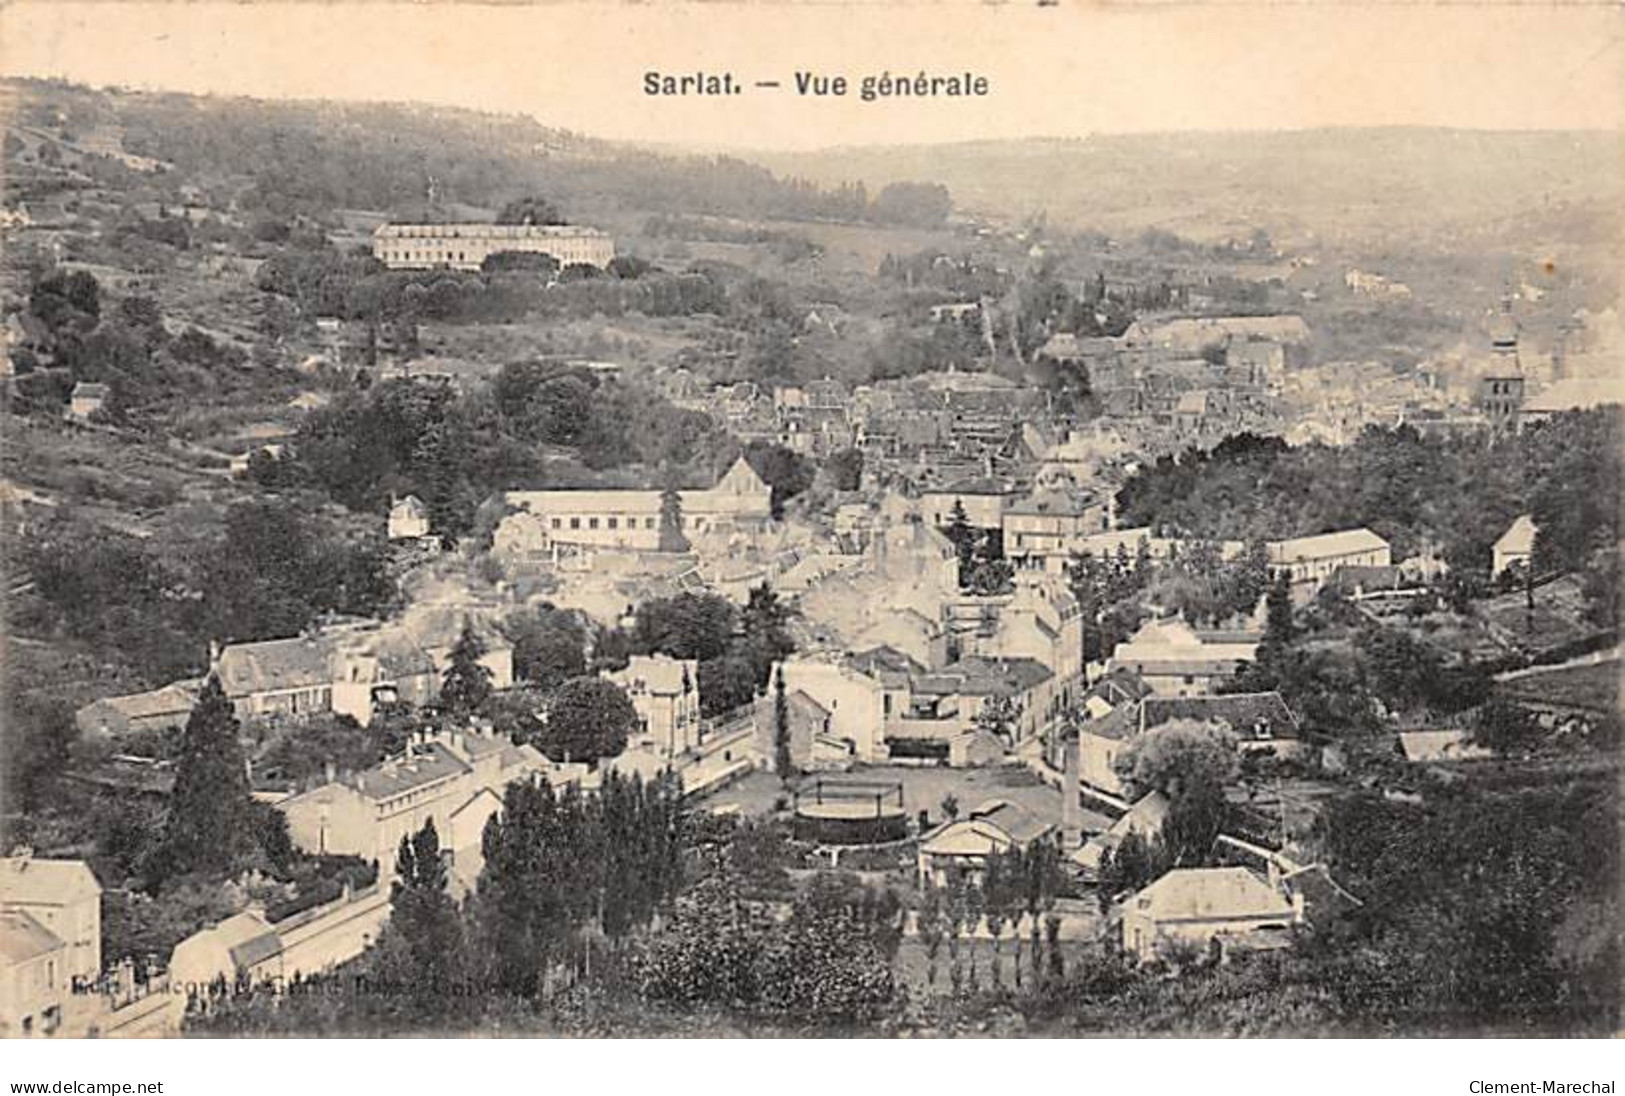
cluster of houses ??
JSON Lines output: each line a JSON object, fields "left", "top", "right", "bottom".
{"left": 77, "top": 608, "right": 515, "bottom": 738}
{"left": 656, "top": 366, "right": 1051, "bottom": 469}
{"left": 1035, "top": 314, "right": 1309, "bottom": 438}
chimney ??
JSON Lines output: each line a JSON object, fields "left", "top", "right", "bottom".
{"left": 1061, "top": 728, "right": 1082, "bottom": 851}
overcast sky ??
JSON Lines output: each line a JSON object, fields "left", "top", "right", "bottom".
{"left": 3, "top": 2, "right": 1621, "bottom": 151}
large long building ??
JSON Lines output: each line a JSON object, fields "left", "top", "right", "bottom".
{"left": 372, "top": 222, "right": 615, "bottom": 271}
{"left": 496, "top": 457, "right": 773, "bottom": 556}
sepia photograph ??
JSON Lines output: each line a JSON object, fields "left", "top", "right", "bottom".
{"left": 0, "top": 0, "right": 1620, "bottom": 1054}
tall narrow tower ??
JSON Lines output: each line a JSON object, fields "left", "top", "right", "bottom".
{"left": 1477, "top": 296, "right": 1525, "bottom": 431}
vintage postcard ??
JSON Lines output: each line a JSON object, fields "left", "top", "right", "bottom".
{"left": 0, "top": 0, "right": 1619, "bottom": 1045}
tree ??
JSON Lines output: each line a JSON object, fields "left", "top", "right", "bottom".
{"left": 1115, "top": 720, "right": 1237, "bottom": 866}
{"left": 773, "top": 667, "right": 794, "bottom": 783}
{"left": 2, "top": 695, "right": 73, "bottom": 814}
{"left": 743, "top": 442, "right": 814, "bottom": 520}
{"left": 481, "top": 251, "right": 560, "bottom": 277}
{"left": 371, "top": 819, "right": 468, "bottom": 1019}
{"left": 944, "top": 499, "right": 978, "bottom": 581}
{"left": 1580, "top": 545, "right": 1621, "bottom": 632}
{"left": 973, "top": 694, "right": 1021, "bottom": 748}
{"left": 539, "top": 676, "right": 636, "bottom": 764}
{"left": 440, "top": 620, "right": 494, "bottom": 721}
{"left": 29, "top": 268, "right": 101, "bottom": 338}
{"left": 657, "top": 485, "right": 690, "bottom": 553}
{"left": 1097, "top": 830, "right": 1170, "bottom": 911}
{"left": 1264, "top": 572, "right": 1295, "bottom": 647}
{"left": 508, "top": 606, "right": 587, "bottom": 689}
{"left": 739, "top": 583, "right": 795, "bottom": 685}
{"left": 633, "top": 592, "right": 736, "bottom": 663}
{"left": 1471, "top": 698, "right": 1544, "bottom": 756}
{"left": 697, "top": 654, "right": 760, "bottom": 718}
{"left": 827, "top": 447, "right": 864, "bottom": 492}
{"left": 495, "top": 196, "right": 565, "bottom": 226}
{"left": 162, "top": 676, "right": 260, "bottom": 877}
{"left": 965, "top": 556, "right": 1016, "bottom": 596}
{"left": 606, "top": 255, "right": 652, "bottom": 280}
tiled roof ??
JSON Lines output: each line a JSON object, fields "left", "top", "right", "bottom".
{"left": 352, "top": 742, "right": 469, "bottom": 802}
{"left": 82, "top": 681, "right": 201, "bottom": 723}
{"left": 848, "top": 645, "right": 925, "bottom": 680}
{"left": 1087, "top": 668, "right": 1155, "bottom": 708}
{"left": 1007, "top": 490, "right": 1099, "bottom": 517}
{"left": 1132, "top": 867, "right": 1294, "bottom": 922}
{"left": 925, "top": 476, "right": 1015, "bottom": 497}
{"left": 1141, "top": 692, "right": 1299, "bottom": 740}
{"left": 217, "top": 636, "right": 334, "bottom": 698}
{"left": 967, "top": 799, "right": 1056, "bottom": 846}
{"left": 1079, "top": 704, "right": 1139, "bottom": 742}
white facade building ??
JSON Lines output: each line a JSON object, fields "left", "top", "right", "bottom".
{"left": 372, "top": 223, "right": 614, "bottom": 271}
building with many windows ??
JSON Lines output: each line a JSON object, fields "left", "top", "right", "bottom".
{"left": 498, "top": 457, "right": 772, "bottom": 556}
{"left": 372, "top": 222, "right": 614, "bottom": 271}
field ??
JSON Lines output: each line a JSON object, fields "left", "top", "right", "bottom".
{"left": 1498, "top": 657, "right": 1621, "bottom": 714}
{"left": 1479, "top": 576, "right": 1600, "bottom": 656}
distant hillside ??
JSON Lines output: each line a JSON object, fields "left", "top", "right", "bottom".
{"left": 0, "top": 79, "right": 931, "bottom": 230}
{"left": 752, "top": 130, "right": 1622, "bottom": 252}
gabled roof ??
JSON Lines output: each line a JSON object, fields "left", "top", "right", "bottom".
{"left": 923, "top": 476, "right": 1015, "bottom": 498}
{"left": 1007, "top": 490, "right": 1100, "bottom": 517}
{"left": 1494, "top": 514, "right": 1537, "bottom": 555}
{"left": 1268, "top": 528, "right": 1389, "bottom": 564}
{"left": 943, "top": 655, "right": 1054, "bottom": 697}
{"left": 0, "top": 856, "right": 102, "bottom": 906}
{"left": 1079, "top": 703, "right": 1139, "bottom": 742}
{"left": 966, "top": 798, "right": 1056, "bottom": 846}
{"left": 217, "top": 636, "right": 334, "bottom": 698}
{"left": 1073, "top": 791, "right": 1170, "bottom": 869}
{"left": 922, "top": 799, "right": 1055, "bottom": 856}
{"left": 350, "top": 742, "right": 469, "bottom": 803}
{"left": 193, "top": 909, "right": 277, "bottom": 969}
{"left": 1131, "top": 867, "right": 1295, "bottom": 923}
{"left": 1141, "top": 692, "right": 1299, "bottom": 740}
{"left": 70, "top": 381, "right": 111, "bottom": 399}
{"left": 615, "top": 654, "right": 695, "bottom": 696}
{"left": 80, "top": 680, "right": 202, "bottom": 723}
{"left": 788, "top": 689, "right": 831, "bottom": 721}
{"left": 0, "top": 909, "right": 63, "bottom": 963}
{"left": 847, "top": 645, "right": 925, "bottom": 681}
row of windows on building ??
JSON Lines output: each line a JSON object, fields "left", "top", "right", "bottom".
{"left": 546, "top": 514, "right": 723, "bottom": 532}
